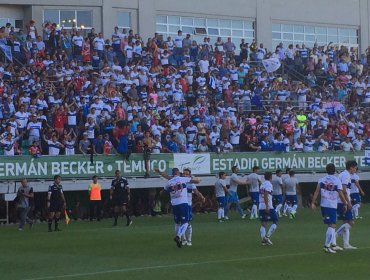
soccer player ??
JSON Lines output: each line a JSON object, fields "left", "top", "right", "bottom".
{"left": 271, "top": 169, "right": 284, "bottom": 217}
{"left": 47, "top": 175, "right": 66, "bottom": 232}
{"left": 311, "top": 163, "right": 347, "bottom": 253}
{"left": 284, "top": 170, "right": 300, "bottom": 219}
{"left": 162, "top": 168, "right": 200, "bottom": 248}
{"left": 110, "top": 170, "right": 132, "bottom": 227}
{"left": 215, "top": 171, "right": 229, "bottom": 222}
{"left": 225, "top": 166, "right": 247, "bottom": 220}
{"left": 281, "top": 168, "right": 291, "bottom": 216}
{"left": 247, "top": 166, "right": 261, "bottom": 220}
{"left": 336, "top": 160, "right": 358, "bottom": 249}
{"left": 350, "top": 168, "right": 365, "bottom": 219}
{"left": 182, "top": 168, "right": 205, "bottom": 246}
{"left": 259, "top": 172, "right": 278, "bottom": 246}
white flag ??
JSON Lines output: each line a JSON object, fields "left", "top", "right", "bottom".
{"left": 262, "top": 57, "right": 281, "bottom": 73}
{"left": 0, "top": 43, "right": 13, "bottom": 62}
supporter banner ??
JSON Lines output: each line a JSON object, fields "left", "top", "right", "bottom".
{"left": 0, "top": 154, "right": 172, "bottom": 180}
{"left": 174, "top": 153, "right": 211, "bottom": 174}
{"left": 210, "top": 152, "right": 368, "bottom": 173}
{"left": 0, "top": 152, "right": 368, "bottom": 180}
{"left": 262, "top": 57, "right": 280, "bottom": 73}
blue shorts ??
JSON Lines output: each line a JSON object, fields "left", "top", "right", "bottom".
{"left": 259, "top": 209, "right": 278, "bottom": 223}
{"left": 188, "top": 205, "right": 193, "bottom": 221}
{"left": 321, "top": 207, "right": 337, "bottom": 225}
{"left": 227, "top": 191, "right": 239, "bottom": 204}
{"left": 350, "top": 193, "right": 361, "bottom": 205}
{"left": 337, "top": 203, "right": 353, "bottom": 221}
{"left": 273, "top": 194, "right": 283, "bottom": 205}
{"left": 286, "top": 195, "right": 297, "bottom": 206}
{"left": 217, "top": 196, "right": 226, "bottom": 207}
{"left": 172, "top": 203, "right": 189, "bottom": 224}
{"left": 250, "top": 192, "right": 259, "bottom": 205}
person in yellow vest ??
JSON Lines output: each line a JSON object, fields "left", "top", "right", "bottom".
{"left": 89, "top": 175, "right": 102, "bottom": 221}
{"left": 296, "top": 110, "right": 308, "bottom": 134}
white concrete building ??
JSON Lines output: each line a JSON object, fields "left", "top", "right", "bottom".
{"left": 0, "top": 0, "right": 368, "bottom": 52}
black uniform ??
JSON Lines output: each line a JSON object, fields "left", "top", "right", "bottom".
{"left": 111, "top": 177, "right": 129, "bottom": 206}
{"left": 48, "top": 183, "right": 64, "bottom": 212}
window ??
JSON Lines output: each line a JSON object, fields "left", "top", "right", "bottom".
{"left": 43, "top": 10, "right": 59, "bottom": 25}
{"left": 194, "top": 18, "right": 206, "bottom": 27}
{"left": 77, "top": 11, "right": 92, "bottom": 28}
{"left": 0, "top": 18, "right": 17, "bottom": 28}
{"left": 117, "top": 11, "right": 131, "bottom": 29}
{"left": 232, "top": 20, "right": 243, "bottom": 29}
{"left": 60, "top": 10, "right": 75, "bottom": 28}
{"left": 207, "top": 19, "right": 218, "bottom": 28}
{"left": 272, "top": 23, "right": 358, "bottom": 49}
{"left": 168, "top": 16, "right": 180, "bottom": 25}
{"left": 282, "top": 24, "right": 293, "bottom": 32}
{"left": 181, "top": 17, "right": 193, "bottom": 26}
{"left": 43, "top": 10, "right": 92, "bottom": 29}
{"left": 156, "top": 15, "right": 255, "bottom": 50}
{"left": 208, "top": 28, "right": 219, "bottom": 36}
{"left": 219, "top": 19, "right": 231, "bottom": 28}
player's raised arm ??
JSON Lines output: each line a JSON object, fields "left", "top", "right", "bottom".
{"left": 190, "top": 177, "right": 201, "bottom": 184}
{"left": 154, "top": 168, "right": 172, "bottom": 180}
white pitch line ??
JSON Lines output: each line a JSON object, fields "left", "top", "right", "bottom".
{"left": 20, "top": 251, "right": 318, "bottom": 280}
{"left": 21, "top": 246, "right": 370, "bottom": 280}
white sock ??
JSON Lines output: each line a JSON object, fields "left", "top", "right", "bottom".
{"left": 291, "top": 205, "right": 298, "bottom": 214}
{"left": 267, "top": 224, "right": 277, "bottom": 237}
{"left": 260, "top": 226, "right": 266, "bottom": 240}
{"left": 330, "top": 227, "right": 337, "bottom": 246}
{"left": 221, "top": 208, "right": 225, "bottom": 218}
{"left": 325, "top": 227, "right": 332, "bottom": 247}
{"left": 343, "top": 223, "right": 351, "bottom": 246}
{"left": 251, "top": 205, "right": 257, "bottom": 218}
{"left": 217, "top": 208, "right": 222, "bottom": 219}
{"left": 186, "top": 224, "right": 192, "bottom": 242}
{"left": 352, "top": 204, "right": 360, "bottom": 217}
{"left": 283, "top": 203, "right": 289, "bottom": 214}
{"left": 336, "top": 224, "right": 346, "bottom": 236}
{"left": 275, "top": 204, "right": 282, "bottom": 214}
{"left": 177, "top": 223, "right": 189, "bottom": 238}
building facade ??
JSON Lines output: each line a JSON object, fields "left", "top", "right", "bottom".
{"left": 0, "top": 0, "right": 369, "bottom": 53}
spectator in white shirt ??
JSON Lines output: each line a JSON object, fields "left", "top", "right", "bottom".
{"left": 93, "top": 33, "right": 105, "bottom": 59}
{"left": 341, "top": 137, "right": 354, "bottom": 152}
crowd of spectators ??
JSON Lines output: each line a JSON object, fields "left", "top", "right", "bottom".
{"left": 1, "top": 19, "right": 370, "bottom": 157}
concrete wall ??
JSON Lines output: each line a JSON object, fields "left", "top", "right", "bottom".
{"left": 0, "top": 5, "right": 26, "bottom": 20}
{"left": 0, "top": 0, "right": 369, "bottom": 52}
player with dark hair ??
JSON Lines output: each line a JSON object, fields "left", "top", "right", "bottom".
{"left": 259, "top": 172, "right": 278, "bottom": 246}
{"left": 215, "top": 171, "right": 229, "bottom": 222}
{"left": 225, "top": 165, "right": 247, "bottom": 220}
{"left": 181, "top": 168, "right": 205, "bottom": 246}
{"left": 110, "top": 170, "right": 132, "bottom": 227}
{"left": 336, "top": 160, "right": 358, "bottom": 249}
{"left": 311, "top": 163, "right": 348, "bottom": 253}
{"left": 47, "top": 175, "right": 66, "bottom": 232}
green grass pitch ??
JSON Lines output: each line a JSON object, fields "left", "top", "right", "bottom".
{"left": 1, "top": 206, "right": 369, "bottom": 280}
